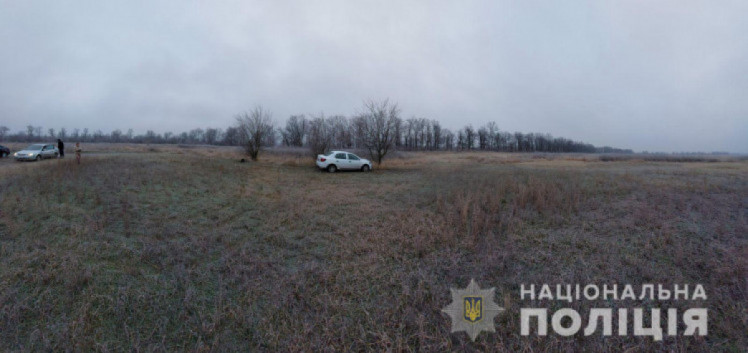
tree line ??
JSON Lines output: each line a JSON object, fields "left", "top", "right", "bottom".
{"left": 0, "top": 125, "right": 238, "bottom": 146}
{"left": 0, "top": 99, "right": 632, "bottom": 163}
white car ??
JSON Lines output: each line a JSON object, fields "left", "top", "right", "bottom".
{"left": 14, "top": 143, "right": 59, "bottom": 161}
{"left": 316, "top": 151, "right": 372, "bottom": 172}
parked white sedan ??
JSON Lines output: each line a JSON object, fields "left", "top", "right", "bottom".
{"left": 14, "top": 143, "right": 59, "bottom": 161}
{"left": 316, "top": 151, "right": 372, "bottom": 172}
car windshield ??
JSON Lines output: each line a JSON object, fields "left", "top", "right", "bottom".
{"left": 26, "top": 144, "right": 44, "bottom": 150}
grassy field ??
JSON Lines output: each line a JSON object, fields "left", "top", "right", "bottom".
{"left": 0, "top": 144, "right": 746, "bottom": 352}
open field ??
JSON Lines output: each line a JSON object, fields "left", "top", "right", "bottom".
{"left": 0, "top": 144, "right": 746, "bottom": 352}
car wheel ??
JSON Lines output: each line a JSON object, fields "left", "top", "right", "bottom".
{"left": 362, "top": 164, "right": 371, "bottom": 172}
{"left": 327, "top": 165, "right": 337, "bottom": 173}
{"left": 36, "top": 155, "right": 42, "bottom": 161}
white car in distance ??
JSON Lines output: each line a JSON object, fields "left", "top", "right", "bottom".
{"left": 14, "top": 143, "right": 60, "bottom": 161}
{"left": 316, "top": 151, "right": 372, "bottom": 172}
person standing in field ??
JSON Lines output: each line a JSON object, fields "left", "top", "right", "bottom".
{"left": 57, "top": 139, "right": 65, "bottom": 158}
{"left": 75, "top": 142, "right": 81, "bottom": 164}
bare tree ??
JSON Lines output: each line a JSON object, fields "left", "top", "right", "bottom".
{"left": 223, "top": 127, "right": 240, "bottom": 146}
{"left": 111, "top": 129, "right": 123, "bottom": 142}
{"left": 329, "top": 115, "right": 352, "bottom": 148}
{"left": 307, "top": 113, "right": 333, "bottom": 158}
{"left": 0, "top": 126, "right": 9, "bottom": 141}
{"left": 281, "top": 114, "right": 307, "bottom": 147}
{"left": 93, "top": 129, "right": 104, "bottom": 142}
{"left": 463, "top": 125, "right": 475, "bottom": 150}
{"left": 354, "top": 99, "right": 401, "bottom": 165}
{"left": 204, "top": 128, "right": 220, "bottom": 145}
{"left": 478, "top": 126, "right": 488, "bottom": 150}
{"left": 188, "top": 128, "right": 204, "bottom": 143}
{"left": 236, "top": 106, "right": 275, "bottom": 161}
{"left": 432, "top": 120, "right": 442, "bottom": 150}
{"left": 443, "top": 129, "right": 454, "bottom": 150}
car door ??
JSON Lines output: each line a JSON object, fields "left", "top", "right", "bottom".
{"left": 41, "top": 145, "right": 52, "bottom": 158}
{"left": 334, "top": 152, "right": 348, "bottom": 169}
{"left": 347, "top": 153, "right": 362, "bottom": 170}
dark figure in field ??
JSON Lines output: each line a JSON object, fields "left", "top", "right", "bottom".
{"left": 75, "top": 142, "right": 81, "bottom": 164}
{"left": 57, "top": 139, "right": 64, "bottom": 158}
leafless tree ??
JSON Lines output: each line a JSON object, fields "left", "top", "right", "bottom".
{"left": 188, "top": 128, "right": 204, "bottom": 143}
{"left": 329, "top": 115, "right": 352, "bottom": 148}
{"left": 0, "top": 126, "right": 9, "bottom": 141}
{"left": 307, "top": 113, "right": 333, "bottom": 157}
{"left": 393, "top": 118, "right": 403, "bottom": 148}
{"left": 354, "top": 99, "right": 401, "bottom": 165}
{"left": 432, "top": 120, "right": 442, "bottom": 150}
{"left": 463, "top": 125, "right": 475, "bottom": 150}
{"left": 478, "top": 126, "right": 488, "bottom": 150}
{"left": 111, "top": 129, "right": 123, "bottom": 142}
{"left": 223, "top": 127, "right": 240, "bottom": 146}
{"left": 204, "top": 128, "right": 220, "bottom": 145}
{"left": 281, "top": 114, "right": 307, "bottom": 147}
{"left": 236, "top": 106, "right": 275, "bottom": 161}
{"left": 443, "top": 129, "right": 454, "bottom": 150}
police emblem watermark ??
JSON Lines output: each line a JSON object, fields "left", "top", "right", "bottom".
{"left": 441, "top": 279, "right": 504, "bottom": 341}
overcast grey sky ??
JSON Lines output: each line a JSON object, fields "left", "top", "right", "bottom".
{"left": 1, "top": 0, "right": 746, "bottom": 152}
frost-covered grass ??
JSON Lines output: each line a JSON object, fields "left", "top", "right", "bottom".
{"left": 0, "top": 145, "right": 745, "bottom": 352}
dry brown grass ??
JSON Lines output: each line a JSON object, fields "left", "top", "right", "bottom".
{"left": 0, "top": 145, "right": 745, "bottom": 352}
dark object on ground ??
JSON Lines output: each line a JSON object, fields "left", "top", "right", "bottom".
{"left": 0, "top": 145, "right": 9, "bottom": 157}
{"left": 240, "top": 158, "right": 246, "bottom": 163}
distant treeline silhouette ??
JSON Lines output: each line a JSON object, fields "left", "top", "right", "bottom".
{"left": 0, "top": 115, "right": 632, "bottom": 154}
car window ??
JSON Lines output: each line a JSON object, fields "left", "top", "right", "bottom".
{"left": 348, "top": 154, "right": 360, "bottom": 160}
{"left": 334, "top": 153, "right": 347, "bottom": 159}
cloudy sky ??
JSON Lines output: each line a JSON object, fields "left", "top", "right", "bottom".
{"left": 1, "top": 0, "right": 746, "bottom": 152}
